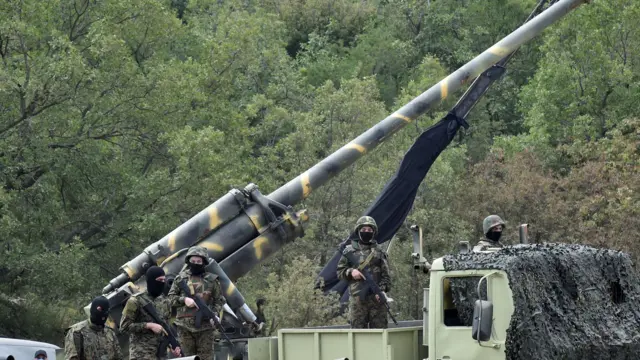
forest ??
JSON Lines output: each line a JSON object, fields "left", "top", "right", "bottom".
{"left": 0, "top": 0, "right": 638, "bottom": 345}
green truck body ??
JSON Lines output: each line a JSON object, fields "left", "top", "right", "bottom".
{"left": 245, "top": 256, "right": 512, "bottom": 360}
{"left": 245, "top": 241, "right": 640, "bottom": 360}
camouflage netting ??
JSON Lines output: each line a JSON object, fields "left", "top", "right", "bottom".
{"left": 442, "top": 243, "right": 640, "bottom": 360}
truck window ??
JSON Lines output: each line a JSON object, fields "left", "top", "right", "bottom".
{"left": 442, "top": 276, "right": 487, "bottom": 327}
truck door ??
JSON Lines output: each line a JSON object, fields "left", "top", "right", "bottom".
{"left": 430, "top": 270, "right": 513, "bottom": 360}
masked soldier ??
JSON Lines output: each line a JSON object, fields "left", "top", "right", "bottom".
{"left": 64, "top": 295, "right": 123, "bottom": 360}
{"left": 473, "top": 215, "right": 506, "bottom": 252}
{"left": 120, "top": 266, "right": 182, "bottom": 359}
{"left": 337, "top": 216, "right": 391, "bottom": 329}
{"left": 167, "top": 246, "right": 226, "bottom": 360}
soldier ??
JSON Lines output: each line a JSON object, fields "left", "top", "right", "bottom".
{"left": 473, "top": 214, "right": 506, "bottom": 252}
{"left": 167, "top": 246, "right": 226, "bottom": 360}
{"left": 34, "top": 350, "right": 48, "bottom": 360}
{"left": 255, "top": 298, "right": 266, "bottom": 326}
{"left": 337, "top": 216, "right": 391, "bottom": 329}
{"left": 64, "top": 295, "right": 123, "bottom": 360}
{"left": 120, "top": 266, "right": 182, "bottom": 359}
{"left": 252, "top": 298, "right": 267, "bottom": 336}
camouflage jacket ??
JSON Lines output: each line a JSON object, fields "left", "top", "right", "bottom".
{"left": 337, "top": 242, "right": 391, "bottom": 300}
{"left": 64, "top": 320, "right": 122, "bottom": 360}
{"left": 119, "top": 291, "right": 172, "bottom": 359}
{"left": 167, "top": 268, "right": 226, "bottom": 332}
{"left": 472, "top": 239, "right": 503, "bottom": 252}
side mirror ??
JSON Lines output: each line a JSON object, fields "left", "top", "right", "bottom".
{"left": 471, "top": 300, "right": 493, "bottom": 341}
{"left": 410, "top": 225, "right": 431, "bottom": 273}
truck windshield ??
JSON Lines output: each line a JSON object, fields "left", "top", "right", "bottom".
{"left": 443, "top": 276, "right": 487, "bottom": 327}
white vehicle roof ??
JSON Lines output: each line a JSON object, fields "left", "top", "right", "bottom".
{"left": 0, "top": 337, "right": 61, "bottom": 360}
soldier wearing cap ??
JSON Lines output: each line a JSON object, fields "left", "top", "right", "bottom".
{"left": 34, "top": 350, "right": 47, "bottom": 359}
{"left": 473, "top": 215, "right": 506, "bottom": 252}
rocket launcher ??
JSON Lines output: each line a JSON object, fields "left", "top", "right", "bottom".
{"left": 96, "top": 0, "right": 588, "bottom": 334}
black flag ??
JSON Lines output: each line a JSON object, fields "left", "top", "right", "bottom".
{"left": 316, "top": 112, "right": 465, "bottom": 296}
{"left": 315, "top": 0, "right": 553, "bottom": 303}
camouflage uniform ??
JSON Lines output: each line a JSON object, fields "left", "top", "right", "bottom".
{"left": 253, "top": 299, "right": 267, "bottom": 336}
{"left": 473, "top": 215, "right": 506, "bottom": 252}
{"left": 167, "top": 246, "right": 226, "bottom": 360}
{"left": 119, "top": 291, "right": 172, "bottom": 359}
{"left": 337, "top": 216, "right": 391, "bottom": 329}
{"left": 64, "top": 320, "right": 122, "bottom": 360}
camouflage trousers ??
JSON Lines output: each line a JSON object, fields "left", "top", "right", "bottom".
{"left": 128, "top": 342, "right": 169, "bottom": 360}
{"left": 349, "top": 296, "right": 388, "bottom": 329}
{"left": 176, "top": 326, "right": 215, "bottom": 360}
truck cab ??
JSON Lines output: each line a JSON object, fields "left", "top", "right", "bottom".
{"left": 427, "top": 256, "right": 513, "bottom": 360}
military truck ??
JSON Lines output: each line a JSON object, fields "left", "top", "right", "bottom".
{"left": 246, "top": 224, "right": 640, "bottom": 360}
{"left": 92, "top": 0, "right": 597, "bottom": 358}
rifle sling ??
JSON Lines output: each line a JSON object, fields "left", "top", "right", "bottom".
{"left": 356, "top": 250, "right": 376, "bottom": 271}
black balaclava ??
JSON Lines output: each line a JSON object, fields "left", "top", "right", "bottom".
{"left": 486, "top": 230, "right": 502, "bottom": 243}
{"left": 146, "top": 266, "right": 166, "bottom": 298}
{"left": 188, "top": 257, "right": 205, "bottom": 275}
{"left": 90, "top": 296, "right": 110, "bottom": 326}
{"left": 358, "top": 230, "right": 374, "bottom": 244}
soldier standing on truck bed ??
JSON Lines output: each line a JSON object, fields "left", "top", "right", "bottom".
{"left": 119, "top": 266, "right": 182, "bottom": 359}
{"left": 473, "top": 215, "right": 506, "bottom": 252}
{"left": 337, "top": 216, "right": 392, "bottom": 329}
{"left": 64, "top": 295, "right": 123, "bottom": 360}
{"left": 167, "top": 246, "right": 226, "bottom": 360}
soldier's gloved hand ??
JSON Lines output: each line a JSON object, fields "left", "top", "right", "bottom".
{"left": 172, "top": 346, "right": 182, "bottom": 357}
{"left": 184, "top": 297, "right": 199, "bottom": 308}
{"left": 145, "top": 322, "right": 164, "bottom": 334}
{"left": 351, "top": 269, "right": 364, "bottom": 280}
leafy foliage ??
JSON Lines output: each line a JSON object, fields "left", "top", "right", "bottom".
{"left": 1, "top": 0, "right": 637, "bottom": 347}
{"left": 260, "top": 256, "right": 347, "bottom": 332}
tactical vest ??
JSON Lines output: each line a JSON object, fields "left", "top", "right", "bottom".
{"left": 176, "top": 274, "right": 215, "bottom": 319}
{"left": 343, "top": 244, "right": 386, "bottom": 299}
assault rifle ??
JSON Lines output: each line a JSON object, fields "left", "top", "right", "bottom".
{"left": 177, "top": 279, "right": 235, "bottom": 347}
{"left": 344, "top": 251, "right": 398, "bottom": 325}
{"left": 140, "top": 300, "right": 184, "bottom": 358}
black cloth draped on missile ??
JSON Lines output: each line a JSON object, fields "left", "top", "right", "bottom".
{"left": 316, "top": 112, "right": 466, "bottom": 297}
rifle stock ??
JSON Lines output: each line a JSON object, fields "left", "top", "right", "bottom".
{"left": 140, "top": 300, "right": 184, "bottom": 357}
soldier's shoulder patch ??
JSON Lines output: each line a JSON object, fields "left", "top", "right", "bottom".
{"left": 204, "top": 272, "right": 219, "bottom": 281}
{"left": 68, "top": 320, "right": 88, "bottom": 333}
{"left": 343, "top": 245, "right": 355, "bottom": 255}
